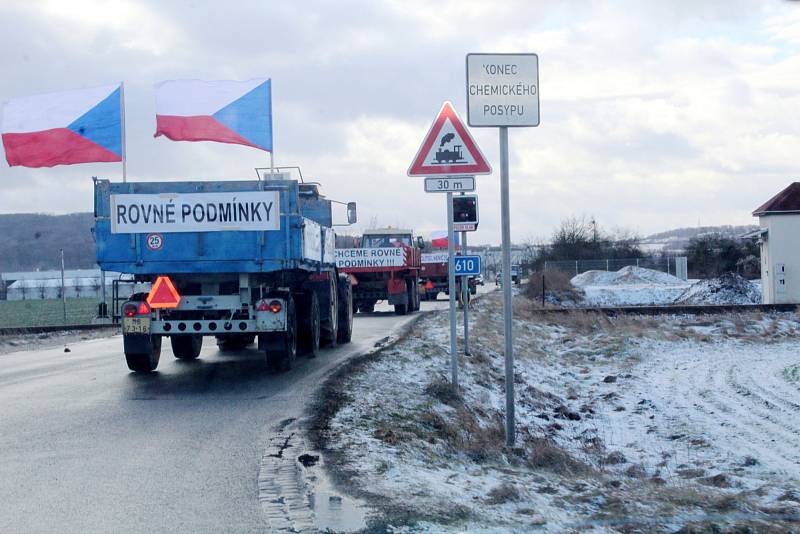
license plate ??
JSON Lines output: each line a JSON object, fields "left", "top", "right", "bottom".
{"left": 123, "top": 316, "right": 151, "bottom": 334}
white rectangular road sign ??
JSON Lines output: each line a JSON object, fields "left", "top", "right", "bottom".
{"left": 424, "top": 176, "right": 475, "bottom": 193}
{"left": 466, "top": 53, "right": 539, "bottom": 127}
{"left": 111, "top": 191, "right": 280, "bottom": 234}
{"left": 453, "top": 222, "right": 477, "bottom": 232}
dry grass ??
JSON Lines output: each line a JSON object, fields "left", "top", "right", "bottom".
{"left": 484, "top": 482, "right": 522, "bottom": 505}
{"left": 423, "top": 378, "right": 463, "bottom": 407}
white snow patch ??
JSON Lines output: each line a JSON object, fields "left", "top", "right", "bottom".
{"left": 321, "top": 294, "right": 800, "bottom": 531}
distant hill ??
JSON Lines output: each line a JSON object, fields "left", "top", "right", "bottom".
{"left": 0, "top": 213, "right": 96, "bottom": 272}
{"left": 644, "top": 225, "right": 758, "bottom": 242}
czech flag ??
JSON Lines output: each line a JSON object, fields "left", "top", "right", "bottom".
{"left": 154, "top": 78, "right": 272, "bottom": 152}
{"left": 431, "top": 230, "right": 459, "bottom": 249}
{"left": 1, "top": 84, "right": 122, "bottom": 168}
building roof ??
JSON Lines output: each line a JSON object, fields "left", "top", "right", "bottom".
{"left": 753, "top": 182, "right": 800, "bottom": 216}
{"left": 362, "top": 228, "right": 412, "bottom": 235}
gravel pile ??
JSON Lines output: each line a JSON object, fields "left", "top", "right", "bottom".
{"left": 677, "top": 273, "right": 762, "bottom": 305}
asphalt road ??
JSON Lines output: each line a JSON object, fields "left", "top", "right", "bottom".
{"left": 0, "top": 298, "right": 454, "bottom": 534}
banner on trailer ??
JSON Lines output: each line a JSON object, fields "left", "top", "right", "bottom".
{"left": 335, "top": 247, "right": 406, "bottom": 270}
{"left": 110, "top": 191, "right": 280, "bottom": 234}
{"left": 422, "top": 252, "right": 449, "bottom": 264}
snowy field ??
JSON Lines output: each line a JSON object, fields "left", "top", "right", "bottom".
{"left": 569, "top": 266, "right": 762, "bottom": 307}
{"left": 317, "top": 292, "right": 800, "bottom": 532}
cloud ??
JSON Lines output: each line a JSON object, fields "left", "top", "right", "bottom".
{"left": 1, "top": 0, "right": 799, "bottom": 245}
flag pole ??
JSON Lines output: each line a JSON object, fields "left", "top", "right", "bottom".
{"left": 120, "top": 82, "right": 127, "bottom": 183}
{"left": 268, "top": 78, "right": 274, "bottom": 179}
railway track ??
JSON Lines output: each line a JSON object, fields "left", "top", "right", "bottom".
{"left": 533, "top": 303, "right": 798, "bottom": 315}
{"left": 0, "top": 323, "right": 119, "bottom": 337}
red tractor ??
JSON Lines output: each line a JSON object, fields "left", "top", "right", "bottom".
{"left": 335, "top": 228, "right": 423, "bottom": 315}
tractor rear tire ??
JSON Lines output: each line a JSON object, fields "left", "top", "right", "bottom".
{"left": 171, "top": 334, "right": 202, "bottom": 360}
{"left": 337, "top": 276, "right": 353, "bottom": 344}
{"left": 321, "top": 278, "right": 338, "bottom": 348}
{"left": 299, "top": 292, "right": 320, "bottom": 358}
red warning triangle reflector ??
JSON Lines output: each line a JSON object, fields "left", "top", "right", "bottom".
{"left": 146, "top": 276, "right": 181, "bottom": 309}
{"left": 407, "top": 101, "right": 492, "bottom": 177}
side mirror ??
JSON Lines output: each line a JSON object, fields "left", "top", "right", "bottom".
{"left": 416, "top": 236, "right": 425, "bottom": 249}
{"left": 347, "top": 202, "right": 358, "bottom": 225}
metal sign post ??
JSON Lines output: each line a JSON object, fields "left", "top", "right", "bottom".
{"left": 446, "top": 192, "right": 458, "bottom": 386}
{"left": 461, "top": 229, "right": 470, "bottom": 356}
{"left": 499, "top": 126, "right": 514, "bottom": 447}
{"left": 467, "top": 52, "right": 539, "bottom": 448}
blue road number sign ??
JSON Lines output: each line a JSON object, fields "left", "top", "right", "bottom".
{"left": 454, "top": 255, "right": 481, "bottom": 276}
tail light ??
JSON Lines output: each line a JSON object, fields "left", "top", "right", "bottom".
{"left": 123, "top": 301, "right": 151, "bottom": 317}
{"left": 256, "top": 299, "right": 282, "bottom": 314}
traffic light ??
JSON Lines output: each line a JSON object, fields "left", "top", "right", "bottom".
{"left": 452, "top": 195, "right": 478, "bottom": 226}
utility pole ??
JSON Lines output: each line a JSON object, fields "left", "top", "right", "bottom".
{"left": 60, "top": 249, "right": 67, "bottom": 325}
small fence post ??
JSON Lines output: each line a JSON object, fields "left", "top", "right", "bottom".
{"left": 541, "top": 272, "right": 545, "bottom": 307}
{"left": 575, "top": 260, "right": 578, "bottom": 276}
{"left": 606, "top": 259, "right": 609, "bottom": 271}
{"left": 636, "top": 258, "right": 640, "bottom": 268}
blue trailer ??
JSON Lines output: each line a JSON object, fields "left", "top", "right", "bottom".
{"left": 93, "top": 173, "right": 356, "bottom": 373}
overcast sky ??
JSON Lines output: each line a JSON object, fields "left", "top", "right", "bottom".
{"left": 1, "top": 0, "right": 799, "bottom": 244}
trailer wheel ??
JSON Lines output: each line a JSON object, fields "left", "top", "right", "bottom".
{"left": 266, "top": 296, "right": 297, "bottom": 372}
{"left": 299, "top": 292, "right": 320, "bottom": 358}
{"left": 171, "top": 334, "right": 202, "bottom": 360}
{"left": 412, "top": 280, "right": 421, "bottom": 311}
{"left": 124, "top": 334, "right": 162, "bottom": 373}
{"left": 337, "top": 276, "right": 353, "bottom": 344}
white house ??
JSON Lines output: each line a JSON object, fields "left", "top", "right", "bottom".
{"left": 751, "top": 182, "right": 800, "bottom": 304}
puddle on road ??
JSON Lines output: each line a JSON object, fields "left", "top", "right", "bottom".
{"left": 300, "top": 452, "right": 367, "bottom": 532}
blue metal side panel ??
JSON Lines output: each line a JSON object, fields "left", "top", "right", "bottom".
{"left": 94, "top": 179, "right": 333, "bottom": 275}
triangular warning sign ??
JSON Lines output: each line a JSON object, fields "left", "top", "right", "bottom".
{"left": 146, "top": 276, "right": 181, "bottom": 309}
{"left": 408, "top": 101, "right": 492, "bottom": 177}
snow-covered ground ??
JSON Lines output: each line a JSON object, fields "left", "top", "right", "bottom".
{"left": 317, "top": 292, "right": 800, "bottom": 532}
{"left": 570, "top": 266, "right": 761, "bottom": 307}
